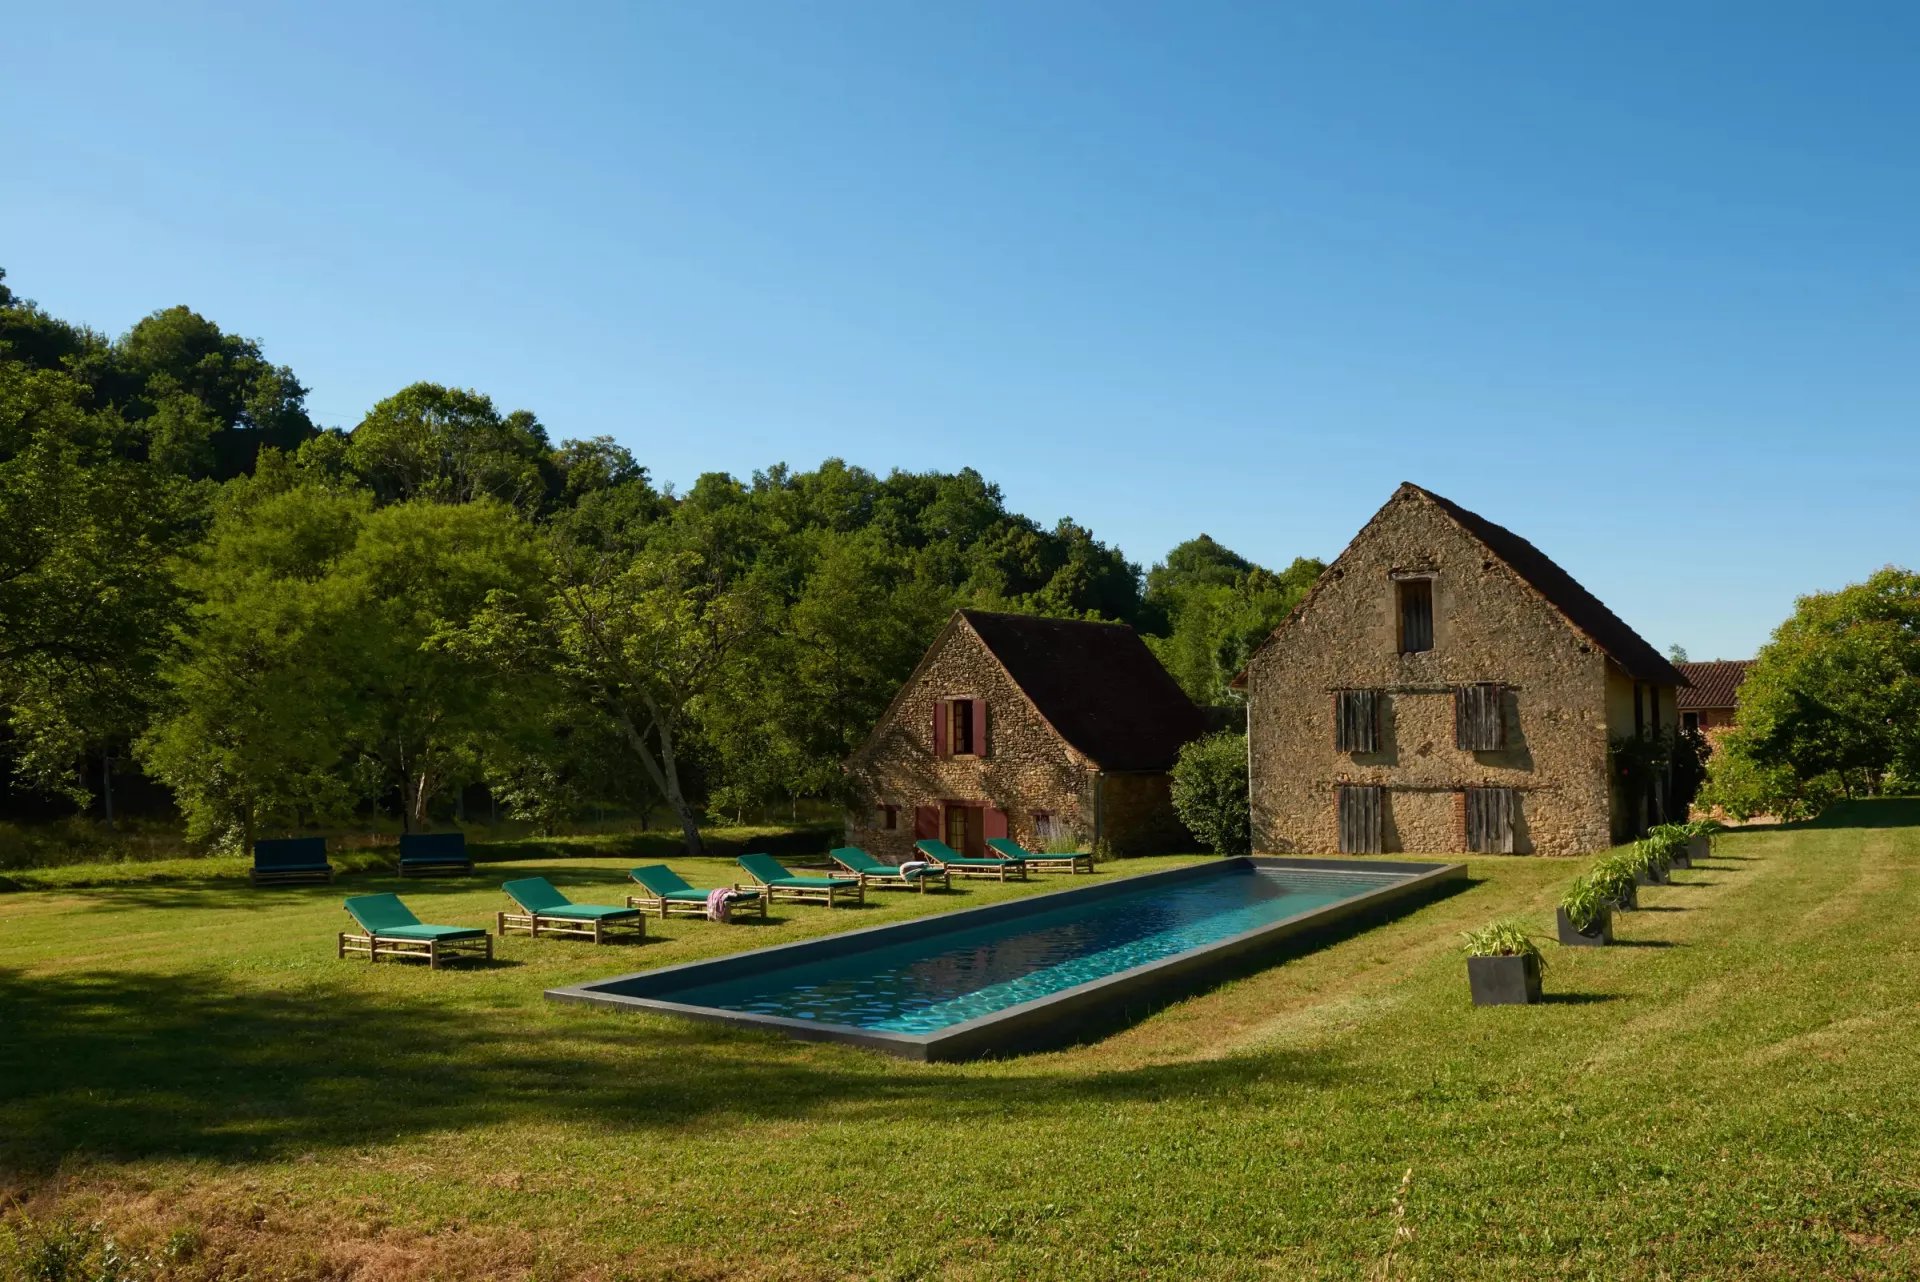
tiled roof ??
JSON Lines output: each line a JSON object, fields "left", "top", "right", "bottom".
{"left": 1408, "top": 485, "right": 1690, "bottom": 687}
{"left": 1675, "top": 659, "right": 1753, "bottom": 710}
{"left": 960, "top": 610, "right": 1208, "bottom": 772}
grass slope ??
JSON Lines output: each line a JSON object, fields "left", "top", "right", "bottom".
{"left": 4, "top": 807, "right": 1919, "bottom": 1280}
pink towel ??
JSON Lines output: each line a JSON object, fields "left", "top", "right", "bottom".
{"left": 706, "top": 887, "right": 734, "bottom": 923}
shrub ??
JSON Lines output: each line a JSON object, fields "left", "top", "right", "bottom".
{"left": 1589, "top": 855, "right": 1638, "bottom": 905}
{"left": 1560, "top": 874, "right": 1612, "bottom": 933}
{"left": 1461, "top": 920, "right": 1545, "bottom": 967}
{"left": 1170, "top": 731, "right": 1251, "bottom": 855}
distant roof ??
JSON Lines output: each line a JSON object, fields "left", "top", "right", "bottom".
{"left": 1676, "top": 659, "right": 1753, "bottom": 710}
{"left": 1407, "top": 484, "right": 1690, "bottom": 687}
{"left": 960, "top": 609, "right": 1208, "bottom": 772}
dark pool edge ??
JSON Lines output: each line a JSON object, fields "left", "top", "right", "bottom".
{"left": 546, "top": 856, "right": 1467, "bottom": 1061}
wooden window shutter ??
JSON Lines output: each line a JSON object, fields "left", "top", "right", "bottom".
{"left": 932, "top": 700, "right": 949, "bottom": 759}
{"left": 1334, "top": 690, "right": 1380, "bottom": 753}
{"left": 1337, "top": 785, "right": 1384, "bottom": 854}
{"left": 984, "top": 807, "right": 1009, "bottom": 840}
{"left": 1464, "top": 787, "right": 1515, "bottom": 853}
{"left": 912, "top": 805, "right": 940, "bottom": 840}
{"left": 972, "top": 698, "right": 989, "bottom": 758}
{"left": 1454, "top": 683, "right": 1506, "bottom": 751}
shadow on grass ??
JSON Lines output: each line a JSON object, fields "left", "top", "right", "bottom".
{"left": 0, "top": 962, "right": 1341, "bottom": 1176}
{"left": 1539, "top": 993, "right": 1619, "bottom": 1006}
{"left": 1609, "top": 939, "right": 1682, "bottom": 949}
{"left": 1628, "top": 906, "right": 1685, "bottom": 914}
{"left": 1792, "top": 798, "right": 1920, "bottom": 830}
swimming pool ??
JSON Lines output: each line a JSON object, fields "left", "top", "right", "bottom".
{"left": 548, "top": 855, "right": 1464, "bottom": 1060}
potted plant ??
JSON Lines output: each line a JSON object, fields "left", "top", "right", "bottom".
{"left": 1648, "top": 823, "right": 1691, "bottom": 870}
{"left": 1590, "top": 855, "right": 1638, "bottom": 911}
{"left": 1626, "top": 840, "right": 1667, "bottom": 887}
{"left": 1682, "top": 818, "right": 1723, "bottom": 864}
{"left": 1463, "top": 920, "right": 1545, "bottom": 1005}
{"left": 1556, "top": 874, "right": 1613, "bottom": 946}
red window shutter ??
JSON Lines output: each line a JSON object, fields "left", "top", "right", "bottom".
{"left": 984, "top": 807, "right": 1009, "bottom": 840}
{"left": 972, "top": 699, "right": 989, "bottom": 758}
{"left": 932, "top": 700, "right": 949, "bottom": 759}
{"left": 913, "top": 806, "right": 940, "bottom": 839}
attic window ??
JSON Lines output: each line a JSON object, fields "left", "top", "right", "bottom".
{"left": 933, "top": 698, "right": 988, "bottom": 758}
{"left": 1397, "top": 578, "right": 1434, "bottom": 654}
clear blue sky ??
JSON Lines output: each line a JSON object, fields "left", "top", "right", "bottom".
{"left": 5, "top": 3, "right": 1916, "bottom": 660}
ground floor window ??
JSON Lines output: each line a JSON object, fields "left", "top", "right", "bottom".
{"left": 876, "top": 804, "right": 898, "bottom": 830}
{"left": 1682, "top": 711, "right": 1700, "bottom": 733}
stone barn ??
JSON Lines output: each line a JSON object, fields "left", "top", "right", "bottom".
{"left": 1232, "top": 483, "right": 1688, "bottom": 857}
{"left": 845, "top": 610, "right": 1207, "bottom": 861}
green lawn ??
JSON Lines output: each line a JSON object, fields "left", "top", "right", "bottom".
{"left": 4, "top": 809, "right": 1919, "bottom": 1280}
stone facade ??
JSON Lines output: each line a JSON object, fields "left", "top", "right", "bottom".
{"left": 1237, "top": 485, "right": 1680, "bottom": 858}
{"left": 845, "top": 612, "right": 1200, "bottom": 862}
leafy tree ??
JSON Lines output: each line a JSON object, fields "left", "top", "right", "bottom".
{"left": 348, "top": 382, "right": 554, "bottom": 508}
{"left": 1701, "top": 567, "right": 1920, "bottom": 818}
{"left": 1144, "top": 538, "right": 1323, "bottom": 705}
{"left": 1170, "top": 731, "right": 1251, "bottom": 854}
{"left": 138, "top": 480, "right": 371, "bottom": 847}
{"left": 0, "top": 361, "right": 190, "bottom": 802}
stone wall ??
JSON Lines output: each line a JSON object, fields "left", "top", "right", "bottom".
{"left": 1243, "top": 489, "right": 1619, "bottom": 857}
{"left": 845, "top": 618, "right": 1095, "bottom": 864}
{"left": 1096, "top": 772, "right": 1193, "bottom": 857}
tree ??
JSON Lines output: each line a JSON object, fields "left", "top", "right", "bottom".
{"left": 348, "top": 382, "right": 554, "bottom": 508}
{"left": 0, "top": 361, "right": 190, "bottom": 803}
{"left": 138, "top": 480, "right": 371, "bottom": 848}
{"left": 1143, "top": 538, "right": 1323, "bottom": 705}
{"left": 1700, "top": 567, "right": 1920, "bottom": 818}
{"left": 1668, "top": 643, "right": 1689, "bottom": 663}
{"left": 1170, "top": 731, "right": 1251, "bottom": 854}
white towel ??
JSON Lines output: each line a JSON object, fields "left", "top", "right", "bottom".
{"left": 897, "top": 860, "right": 932, "bottom": 880}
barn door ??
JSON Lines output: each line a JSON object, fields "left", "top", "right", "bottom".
{"left": 1337, "top": 785, "right": 1384, "bottom": 854}
{"left": 1464, "top": 787, "right": 1515, "bottom": 854}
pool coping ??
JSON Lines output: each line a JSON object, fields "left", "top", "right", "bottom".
{"left": 545, "top": 855, "right": 1467, "bottom": 1061}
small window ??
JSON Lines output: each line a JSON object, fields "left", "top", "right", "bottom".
{"left": 1682, "top": 711, "right": 1700, "bottom": 733}
{"left": 877, "top": 804, "right": 898, "bottom": 831}
{"left": 1334, "top": 690, "right": 1381, "bottom": 753}
{"left": 1031, "top": 809, "right": 1053, "bottom": 838}
{"left": 951, "top": 699, "right": 976, "bottom": 755}
{"left": 1397, "top": 578, "right": 1434, "bottom": 654}
{"left": 1454, "top": 683, "right": 1507, "bottom": 751}
{"left": 1464, "top": 787, "right": 1516, "bottom": 853}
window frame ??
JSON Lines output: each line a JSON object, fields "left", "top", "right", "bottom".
{"left": 1395, "top": 575, "right": 1435, "bottom": 655}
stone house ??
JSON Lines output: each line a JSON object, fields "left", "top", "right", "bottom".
{"left": 1676, "top": 659, "right": 1752, "bottom": 740}
{"left": 845, "top": 610, "right": 1207, "bottom": 861}
{"left": 1231, "top": 483, "right": 1689, "bottom": 857}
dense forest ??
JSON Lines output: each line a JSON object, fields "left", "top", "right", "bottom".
{"left": 0, "top": 268, "right": 1322, "bottom": 853}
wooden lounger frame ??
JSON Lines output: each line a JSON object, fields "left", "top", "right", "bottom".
{"left": 746, "top": 875, "right": 865, "bottom": 907}
{"left": 251, "top": 866, "right": 333, "bottom": 886}
{"left": 337, "top": 931, "right": 493, "bottom": 969}
{"left": 398, "top": 859, "right": 473, "bottom": 878}
{"left": 495, "top": 909, "right": 646, "bottom": 944}
{"left": 1016, "top": 852, "right": 1095, "bottom": 874}
{"left": 930, "top": 858, "right": 1027, "bottom": 882}
{"left": 625, "top": 886, "right": 769, "bottom": 920}
{"left": 844, "top": 865, "right": 950, "bottom": 893}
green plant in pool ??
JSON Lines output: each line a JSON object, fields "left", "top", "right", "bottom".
{"left": 1559, "top": 874, "right": 1612, "bottom": 933}
{"left": 1461, "top": 920, "right": 1545, "bottom": 967}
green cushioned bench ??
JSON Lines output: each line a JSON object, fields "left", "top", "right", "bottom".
{"left": 914, "top": 838, "right": 1029, "bottom": 882}
{"left": 252, "top": 837, "right": 333, "bottom": 886}
{"left": 737, "top": 853, "right": 863, "bottom": 907}
{"left": 625, "top": 865, "right": 767, "bottom": 920}
{"left": 830, "top": 846, "right": 949, "bottom": 893}
{"left": 988, "top": 837, "right": 1094, "bottom": 875}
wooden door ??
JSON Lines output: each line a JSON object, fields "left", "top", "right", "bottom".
{"left": 944, "top": 804, "right": 985, "bottom": 858}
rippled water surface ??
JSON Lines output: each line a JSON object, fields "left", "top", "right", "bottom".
{"left": 658, "top": 865, "right": 1408, "bottom": 1033}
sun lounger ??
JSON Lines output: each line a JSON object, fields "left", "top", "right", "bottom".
{"left": 625, "top": 865, "right": 767, "bottom": 920}
{"left": 987, "top": 837, "right": 1093, "bottom": 874}
{"left": 914, "top": 838, "right": 1028, "bottom": 882}
{"left": 498, "top": 877, "right": 646, "bottom": 943}
{"left": 338, "top": 893, "right": 492, "bottom": 968}
{"left": 252, "top": 836, "right": 333, "bottom": 886}
{"left": 398, "top": 831, "right": 473, "bottom": 877}
{"left": 736, "top": 853, "right": 864, "bottom": 907}
{"left": 830, "top": 846, "right": 949, "bottom": 892}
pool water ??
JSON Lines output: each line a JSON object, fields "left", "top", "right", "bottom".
{"left": 657, "top": 865, "right": 1407, "bottom": 1034}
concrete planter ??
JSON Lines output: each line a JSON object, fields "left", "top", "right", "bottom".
{"left": 1467, "top": 953, "right": 1542, "bottom": 1006}
{"left": 1669, "top": 848, "right": 1692, "bottom": 870}
{"left": 1556, "top": 905, "right": 1612, "bottom": 947}
{"left": 1688, "top": 833, "right": 1710, "bottom": 862}
{"left": 1634, "top": 865, "right": 1668, "bottom": 887}
{"left": 1610, "top": 882, "right": 1638, "bottom": 911}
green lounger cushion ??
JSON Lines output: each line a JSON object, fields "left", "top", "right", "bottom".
{"left": 833, "top": 847, "right": 933, "bottom": 878}
{"left": 254, "top": 837, "right": 330, "bottom": 871}
{"left": 629, "top": 865, "right": 762, "bottom": 902}
{"left": 915, "top": 839, "right": 1020, "bottom": 866}
{"left": 738, "top": 853, "right": 855, "bottom": 888}
{"left": 503, "top": 877, "right": 640, "bottom": 921}
{"left": 398, "top": 832, "right": 470, "bottom": 863}
{"left": 343, "top": 893, "right": 484, "bottom": 940}
{"left": 986, "top": 838, "right": 1039, "bottom": 861}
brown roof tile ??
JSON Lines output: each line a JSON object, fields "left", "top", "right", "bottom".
{"left": 1675, "top": 659, "right": 1753, "bottom": 710}
{"left": 960, "top": 610, "right": 1208, "bottom": 772}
